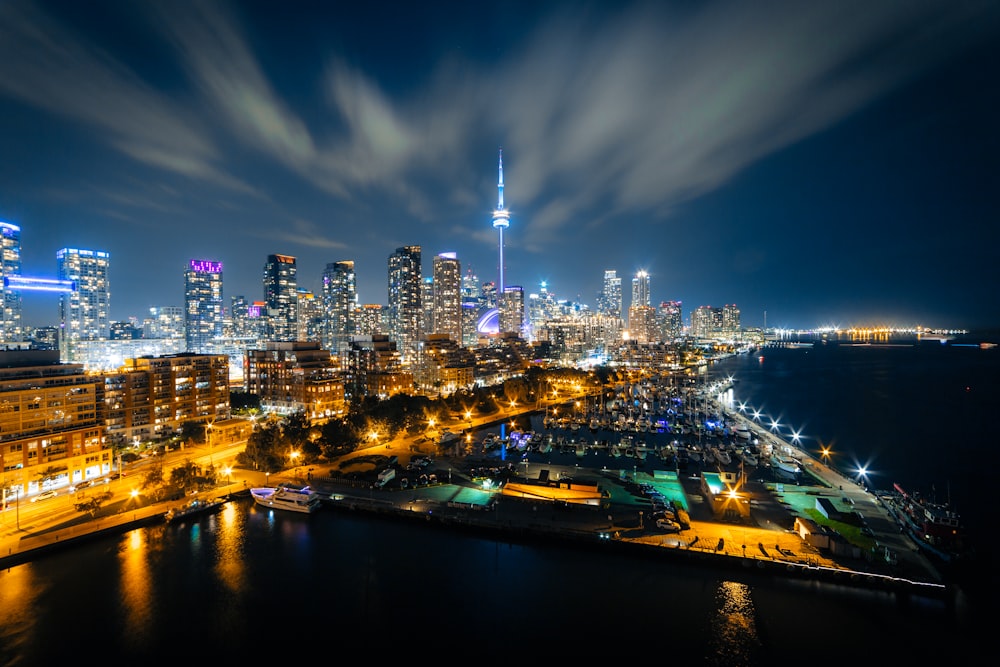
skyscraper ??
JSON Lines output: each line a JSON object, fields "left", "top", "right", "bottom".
{"left": 631, "top": 270, "right": 650, "bottom": 308}
{"left": 263, "top": 254, "right": 297, "bottom": 342}
{"left": 184, "top": 259, "right": 224, "bottom": 353}
{"left": 57, "top": 247, "right": 110, "bottom": 355}
{"left": 658, "top": 300, "right": 683, "bottom": 341}
{"left": 0, "top": 222, "right": 22, "bottom": 342}
{"left": 491, "top": 149, "right": 510, "bottom": 324}
{"left": 387, "top": 245, "right": 422, "bottom": 363}
{"left": 628, "top": 270, "right": 654, "bottom": 342}
{"left": 598, "top": 270, "right": 622, "bottom": 319}
{"left": 432, "top": 252, "right": 461, "bottom": 343}
{"left": 321, "top": 260, "right": 357, "bottom": 353}
{"left": 500, "top": 285, "right": 525, "bottom": 336}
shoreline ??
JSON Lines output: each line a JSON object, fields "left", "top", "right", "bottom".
{"left": 0, "top": 458, "right": 959, "bottom": 608}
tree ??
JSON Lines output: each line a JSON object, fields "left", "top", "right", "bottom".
{"left": 34, "top": 465, "right": 66, "bottom": 489}
{"left": 74, "top": 490, "right": 113, "bottom": 517}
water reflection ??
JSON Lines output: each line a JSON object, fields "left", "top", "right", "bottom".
{"left": 707, "top": 580, "right": 761, "bottom": 665}
{"left": 119, "top": 528, "right": 153, "bottom": 648}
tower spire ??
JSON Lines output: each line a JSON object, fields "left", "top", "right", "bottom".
{"left": 491, "top": 148, "right": 510, "bottom": 301}
{"left": 498, "top": 148, "right": 504, "bottom": 211}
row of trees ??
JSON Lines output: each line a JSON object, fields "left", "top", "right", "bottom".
{"left": 235, "top": 366, "right": 615, "bottom": 474}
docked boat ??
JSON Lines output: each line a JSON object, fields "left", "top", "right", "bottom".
{"left": 889, "top": 482, "right": 968, "bottom": 562}
{"left": 439, "top": 429, "right": 461, "bottom": 446}
{"left": 165, "top": 497, "right": 225, "bottom": 523}
{"left": 733, "top": 422, "right": 752, "bottom": 441}
{"left": 770, "top": 454, "right": 802, "bottom": 478}
{"left": 250, "top": 484, "right": 322, "bottom": 513}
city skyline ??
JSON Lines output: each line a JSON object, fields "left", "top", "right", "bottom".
{"left": 1, "top": 1, "right": 998, "bottom": 331}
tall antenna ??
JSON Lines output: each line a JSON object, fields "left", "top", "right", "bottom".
{"left": 491, "top": 148, "right": 510, "bottom": 300}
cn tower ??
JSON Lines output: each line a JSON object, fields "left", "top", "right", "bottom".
{"left": 491, "top": 149, "right": 510, "bottom": 302}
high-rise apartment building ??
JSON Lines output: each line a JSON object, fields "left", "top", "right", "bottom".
{"left": 631, "top": 270, "right": 650, "bottom": 309}
{"left": 0, "top": 222, "right": 22, "bottom": 342}
{"left": 296, "top": 288, "right": 322, "bottom": 342}
{"left": 658, "top": 300, "right": 683, "bottom": 341}
{"left": 145, "top": 306, "right": 184, "bottom": 340}
{"left": 321, "top": 260, "right": 357, "bottom": 353}
{"left": 184, "top": 259, "right": 224, "bottom": 353}
{"left": 460, "top": 267, "right": 482, "bottom": 347}
{"left": 355, "top": 304, "right": 386, "bottom": 336}
{"left": 57, "top": 247, "right": 111, "bottom": 357}
{"left": 421, "top": 276, "right": 434, "bottom": 335}
{"left": 262, "top": 254, "right": 297, "bottom": 342}
{"left": 500, "top": 285, "right": 524, "bottom": 336}
{"left": 598, "top": 269, "right": 622, "bottom": 320}
{"left": 722, "top": 304, "right": 741, "bottom": 337}
{"left": 432, "top": 252, "right": 462, "bottom": 342}
{"left": 387, "top": 245, "right": 422, "bottom": 363}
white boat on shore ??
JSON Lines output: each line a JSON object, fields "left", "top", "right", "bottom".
{"left": 250, "top": 484, "right": 322, "bottom": 513}
{"left": 771, "top": 454, "right": 802, "bottom": 477}
{"left": 733, "top": 423, "right": 752, "bottom": 441}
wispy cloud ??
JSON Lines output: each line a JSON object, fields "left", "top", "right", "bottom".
{"left": 2, "top": 0, "right": 995, "bottom": 250}
{"left": 0, "top": 0, "right": 255, "bottom": 194}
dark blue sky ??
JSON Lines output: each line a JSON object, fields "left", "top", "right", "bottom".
{"left": 2, "top": 0, "right": 998, "bottom": 331}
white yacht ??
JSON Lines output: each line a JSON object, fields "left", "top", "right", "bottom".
{"left": 250, "top": 484, "right": 322, "bottom": 513}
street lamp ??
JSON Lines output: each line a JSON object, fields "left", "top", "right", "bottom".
{"left": 820, "top": 447, "right": 831, "bottom": 465}
{"left": 206, "top": 420, "right": 215, "bottom": 465}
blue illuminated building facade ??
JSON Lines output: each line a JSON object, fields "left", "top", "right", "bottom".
{"left": 185, "top": 259, "right": 224, "bottom": 353}
{"left": 0, "top": 222, "right": 23, "bottom": 342}
{"left": 57, "top": 247, "right": 110, "bottom": 356}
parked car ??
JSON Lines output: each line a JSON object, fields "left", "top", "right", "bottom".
{"left": 69, "top": 480, "right": 92, "bottom": 493}
{"left": 656, "top": 518, "right": 682, "bottom": 533}
{"left": 31, "top": 489, "right": 58, "bottom": 503}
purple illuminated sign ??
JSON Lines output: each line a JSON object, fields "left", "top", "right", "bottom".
{"left": 189, "top": 260, "right": 223, "bottom": 273}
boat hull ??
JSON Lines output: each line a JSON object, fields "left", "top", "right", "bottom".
{"left": 250, "top": 486, "right": 322, "bottom": 513}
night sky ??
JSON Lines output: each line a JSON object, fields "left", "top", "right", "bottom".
{"left": 1, "top": 0, "right": 998, "bottom": 331}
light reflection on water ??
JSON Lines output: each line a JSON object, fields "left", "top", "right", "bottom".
{"left": 706, "top": 580, "right": 761, "bottom": 665}
{"left": 0, "top": 493, "right": 981, "bottom": 662}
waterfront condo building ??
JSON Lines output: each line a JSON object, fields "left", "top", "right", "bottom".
{"left": 598, "top": 269, "right": 622, "bottom": 320}
{"left": 117, "top": 352, "right": 231, "bottom": 439}
{"left": 295, "top": 288, "right": 322, "bottom": 342}
{"left": 321, "top": 260, "right": 357, "bottom": 354}
{"left": 243, "top": 341, "right": 344, "bottom": 419}
{"left": 500, "top": 285, "right": 525, "bottom": 336}
{"left": 0, "top": 222, "right": 23, "bottom": 343}
{"left": 184, "top": 260, "right": 224, "bottom": 354}
{"left": 432, "top": 252, "right": 462, "bottom": 343}
{"left": 262, "top": 254, "right": 297, "bottom": 342}
{"left": 387, "top": 245, "right": 422, "bottom": 364}
{"left": 57, "top": 247, "right": 110, "bottom": 360}
{"left": 658, "top": 300, "right": 684, "bottom": 342}
{"left": 0, "top": 349, "right": 110, "bottom": 501}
